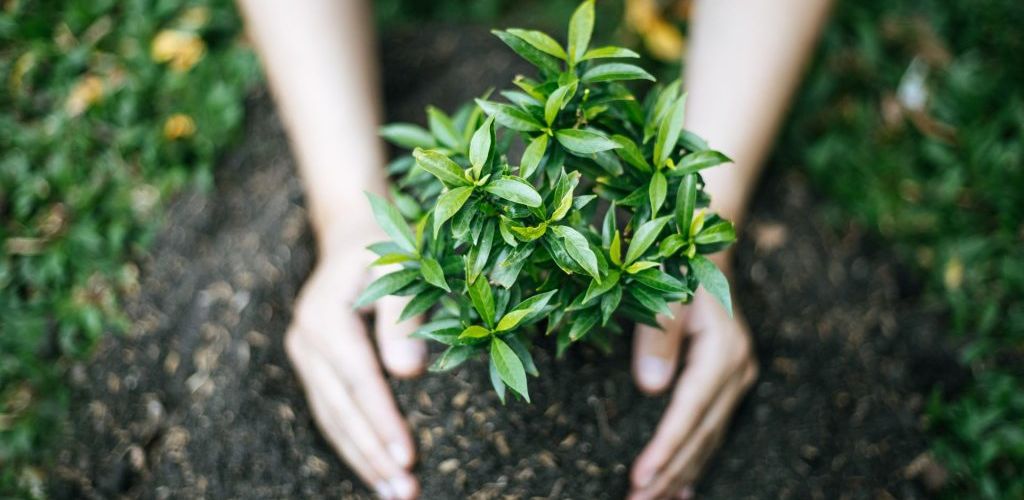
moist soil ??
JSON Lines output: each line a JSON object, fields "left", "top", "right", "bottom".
{"left": 51, "top": 26, "right": 962, "bottom": 499}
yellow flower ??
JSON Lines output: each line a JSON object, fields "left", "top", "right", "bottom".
{"left": 943, "top": 256, "right": 964, "bottom": 291}
{"left": 625, "top": 0, "right": 688, "bottom": 62}
{"left": 151, "top": 29, "right": 206, "bottom": 72}
{"left": 65, "top": 75, "right": 104, "bottom": 116}
{"left": 163, "top": 113, "right": 196, "bottom": 140}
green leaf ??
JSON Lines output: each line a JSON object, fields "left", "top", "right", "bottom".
{"left": 691, "top": 255, "right": 733, "bottom": 316}
{"left": 581, "top": 46, "right": 640, "bottom": 60}
{"left": 658, "top": 233, "right": 686, "bottom": 258}
{"left": 671, "top": 150, "right": 732, "bottom": 176}
{"left": 506, "top": 28, "right": 567, "bottom": 60}
{"left": 492, "top": 29, "right": 562, "bottom": 75}
{"left": 645, "top": 79, "right": 681, "bottom": 143}
{"left": 567, "top": 0, "right": 595, "bottom": 65}
{"left": 520, "top": 134, "right": 549, "bottom": 179}
{"left": 550, "top": 225, "right": 601, "bottom": 282}
{"left": 495, "top": 289, "right": 558, "bottom": 332}
{"left": 491, "top": 337, "right": 530, "bottom": 402}
{"left": 430, "top": 345, "right": 476, "bottom": 372}
{"left": 399, "top": 288, "right": 445, "bottom": 322}
{"left": 654, "top": 93, "right": 687, "bottom": 167}
{"left": 427, "top": 106, "right": 462, "bottom": 151}
{"left": 459, "top": 325, "right": 491, "bottom": 340}
{"left": 413, "top": 148, "right": 472, "bottom": 187}
{"left": 695, "top": 221, "right": 736, "bottom": 245}
{"left": 410, "top": 318, "right": 462, "bottom": 344}
{"left": 365, "top": 192, "right": 417, "bottom": 254}
{"left": 469, "top": 115, "right": 495, "bottom": 177}
{"left": 632, "top": 268, "right": 686, "bottom": 293}
{"left": 581, "top": 63, "right": 655, "bottom": 84}
{"left": 475, "top": 98, "right": 544, "bottom": 132}
{"left": 678, "top": 129, "right": 709, "bottom": 152}
{"left": 627, "top": 284, "right": 674, "bottom": 318}
{"left": 545, "top": 81, "right": 578, "bottom": 126}
{"left": 675, "top": 173, "right": 697, "bottom": 236}
{"left": 505, "top": 335, "right": 540, "bottom": 377}
{"left": 420, "top": 257, "right": 450, "bottom": 292}
{"left": 484, "top": 176, "right": 543, "bottom": 207}
{"left": 489, "top": 355, "right": 508, "bottom": 404}
{"left": 549, "top": 170, "right": 580, "bottom": 222}
{"left": 468, "top": 275, "right": 496, "bottom": 328}
{"left": 555, "top": 129, "right": 621, "bottom": 155}
{"left": 568, "top": 308, "right": 601, "bottom": 340}
{"left": 649, "top": 171, "right": 667, "bottom": 215}
{"left": 600, "top": 285, "right": 622, "bottom": 325}
{"left": 625, "top": 215, "right": 672, "bottom": 265}
{"left": 433, "top": 186, "right": 475, "bottom": 238}
{"left": 611, "top": 135, "right": 651, "bottom": 172}
{"left": 624, "top": 260, "right": 660, "bottom": 274}
{"left": 371, "top": 253, "right": 415, "bottom": 266}
{"left": 467, "top": 222, "right": 495, "bottom": 283}
{"left": 583, "top": 269, "right": 621, "bottom": 304}
{"left": 509, "top": 221, "right": 548, "bottom": 241}
{"left": 609, "top": 230, "right": 622, "bottom": 266}
{"left": 498, "top": 218, "right": 519, "bottom": 247}
{"left": 379, "top": 123, "right": 435, "bottom": 149}
{"left": 601, "top": 204, "right": 617, "bottom": 246}
{"left": 353, "top": 268, "right": 419, "bottom": 308}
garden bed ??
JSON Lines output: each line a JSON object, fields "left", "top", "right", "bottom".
{"left": 51, "top": 26, "right": 961, "bottom": 499}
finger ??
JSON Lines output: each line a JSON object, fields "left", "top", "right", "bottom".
{"left": 630, "top": 341, "right": 730, "bottom": 491}
{"left": 640, "top": 376, "right": 747, "bottom": 499}
{"left": 632, "top": 303, "right": 688, "bottom": 394}
{"left": 375, "top": 294, "right": 427, "bottom": 378}
{"left": 287, "top": 328, "right": 415, "bottom": 498}
{"left": 305, "top": 341, "right": 419, "bottom": 499}
{"left": 317, "top": 311, "right": 419, "bottom": 470}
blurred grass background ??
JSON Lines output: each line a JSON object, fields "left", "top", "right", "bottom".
{"left": 1, "top": 0, "right": 1021, "bottom": 497}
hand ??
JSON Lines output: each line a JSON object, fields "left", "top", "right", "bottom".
{"left": 628, "top": 258, "right": 758, "bottom": 499}
{"left": 285, "top": 225, "right": 426, "bottom": 500}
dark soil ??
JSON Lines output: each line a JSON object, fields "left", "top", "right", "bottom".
{"left": 52, "top": 26, "right": 962, "bottom": 499}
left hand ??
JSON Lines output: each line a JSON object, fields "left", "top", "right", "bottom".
{"left": 627, "top": 260, "right": 758, "bottom": 499}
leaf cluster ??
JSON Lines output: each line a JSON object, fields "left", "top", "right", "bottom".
{"left": 365, "top": 0, "right": 735, "bottom": 402}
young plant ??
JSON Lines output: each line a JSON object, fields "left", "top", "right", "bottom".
{"left": 360, "top": 0, "right": 735, "bottom": 403}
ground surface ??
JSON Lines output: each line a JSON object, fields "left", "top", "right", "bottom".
{"left": 52, "top": 27, "right": 961, "bottom": 499}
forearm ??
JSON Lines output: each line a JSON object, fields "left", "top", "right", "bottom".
{"left": 685, "top": 0, "right": 832, "bottom": 227}
{"left": 236, "top": 0, "right": 384, "bottom": 249}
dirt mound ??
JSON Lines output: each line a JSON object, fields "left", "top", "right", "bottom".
{"left": 51, "top": 26, "right": 959, "bottom": 499}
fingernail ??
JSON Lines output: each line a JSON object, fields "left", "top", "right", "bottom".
{"left": 390, "top": 475, "right": 416, "bottom": 499}
{"left": 679, "top": 485, "right": 694, "bottom": 499}
{"left": 375, "top": 480, "right": 393, "bottom": 498}
{"left": 638, "top": 356, "right": 671, "bottom": 389}
{"left": 388, "top": 442, "right": 413, "bottom": 467}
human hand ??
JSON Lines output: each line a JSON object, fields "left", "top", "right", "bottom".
{"left": 285, "top": 224, "right": 426, "bottom": 500}
{"left": 628, "top": 258, "right": 758, "bottom": 499}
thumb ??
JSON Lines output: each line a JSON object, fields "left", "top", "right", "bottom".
{"left": 632, "top": 302, "right": 689, "bottom": 395}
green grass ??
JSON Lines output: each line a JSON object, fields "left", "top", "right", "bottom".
{"left": 781, "top": 0, "right": 1024, "bottom": 496}
{"left": 0, "top": 0, "right": 258, "bottom": 494}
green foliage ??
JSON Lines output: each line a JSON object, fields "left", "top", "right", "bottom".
{"left": 782, "top": 0, "right": 1024, "bottom": 496}
{"left": 0, "top": 0, "right": 258, "bottom": 494}
{"left": 367, "top": 2, "right": 735, "bottom": 402}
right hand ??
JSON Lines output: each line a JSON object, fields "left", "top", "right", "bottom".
{"left": 285, "top": 226, "right": 426, "bottom": 499}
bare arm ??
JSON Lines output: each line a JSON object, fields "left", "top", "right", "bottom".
{"left": 236, "top": 1, "right": 422, "bottom": 498}
{"left": 237, "top": 0, "right": 385, "bottom": 246}
{"left": 686, "top": 0, "right": 833, "bottom": 227}
{"left": 630, "top": 1, "right": 832, "bottom": 498}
